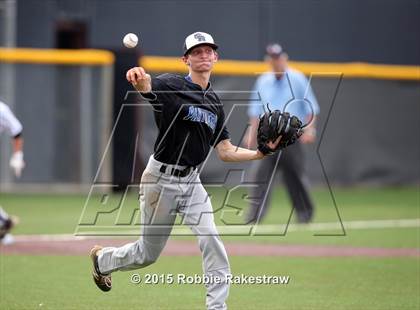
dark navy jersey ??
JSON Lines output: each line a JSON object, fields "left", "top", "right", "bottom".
{"left": 142, "top": 73, "right": 230, "bottom": 166}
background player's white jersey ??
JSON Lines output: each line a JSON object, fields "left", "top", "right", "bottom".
{"left": 0, "top": 101, "right": 23, "bottom": 137}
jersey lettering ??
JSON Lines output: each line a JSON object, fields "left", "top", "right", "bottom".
{"left": 183, "top": 106, "right": 217, "bottom": 133}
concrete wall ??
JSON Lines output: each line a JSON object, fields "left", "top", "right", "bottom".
{"left": 16, "top": 0, "right": 420, "bottom": 64}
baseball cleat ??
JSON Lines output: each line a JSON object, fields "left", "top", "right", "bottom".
{"left": 0, "top": 216, "right": 18, "bottom": 241}
{"left": 1, "top": 233, "right": 15, "bottom": 245}
{"left": 90, "top": 245, "right": 112, "bottom": 292}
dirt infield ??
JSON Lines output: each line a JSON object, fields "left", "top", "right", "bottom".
{"left": 1, "top": 236, "right": 419, "bottom": 257}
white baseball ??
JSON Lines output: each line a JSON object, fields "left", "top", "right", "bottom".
{"left": 123, "top": 33, "right": 138, "bottom": 48}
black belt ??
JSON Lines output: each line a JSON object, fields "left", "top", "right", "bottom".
{"left": 159, "top": 165, "right": 195, "bottom": 177}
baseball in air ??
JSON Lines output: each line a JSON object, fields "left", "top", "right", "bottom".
{"left": 123, "top": 33, "right": 138, "bottom": 48}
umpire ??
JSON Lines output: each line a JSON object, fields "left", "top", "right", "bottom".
{"left": 244, "top": 43, "right": 320, "bottom": 223}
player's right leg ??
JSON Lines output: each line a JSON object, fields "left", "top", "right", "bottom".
{"left": 97, "top": 173, "right": 177, "bottom": 274}
{"left": 90, "top": 245, "right": 112, "bottom": 292}
{"left": 90, "top": 158, "right": 178, "bottom": 291}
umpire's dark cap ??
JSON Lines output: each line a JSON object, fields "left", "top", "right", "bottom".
{"left": 266, "top": 43, "right": 286, "bottom": 57}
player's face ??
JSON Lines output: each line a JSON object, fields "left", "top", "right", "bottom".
{"left": 184, "top": 45, "right": 218, "bottom": 72}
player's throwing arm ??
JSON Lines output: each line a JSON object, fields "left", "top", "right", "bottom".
{"left": 126, "top": 67, "right": 152, "bottom": 93}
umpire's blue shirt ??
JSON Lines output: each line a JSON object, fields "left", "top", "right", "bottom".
{"left": 248, "top": 68, "right": 320, "bottom": 122}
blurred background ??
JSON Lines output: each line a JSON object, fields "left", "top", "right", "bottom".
{"left": 0, "top": 0, "right": 419, "bottom": 191}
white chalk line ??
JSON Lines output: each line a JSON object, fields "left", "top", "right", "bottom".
{"left": 12, "top": 218, "right": 420, "bottom": 242}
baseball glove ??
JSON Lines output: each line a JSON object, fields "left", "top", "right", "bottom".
{"left": 257, "top": 109, "right": 303, "bottom": 155}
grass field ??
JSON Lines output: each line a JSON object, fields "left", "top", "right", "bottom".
{"left": 0, "top": 187, "right": 419, "bottom": 309}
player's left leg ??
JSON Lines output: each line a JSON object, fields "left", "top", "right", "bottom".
{"left": 179, "top": 172, "right": 230, "bottom": 310}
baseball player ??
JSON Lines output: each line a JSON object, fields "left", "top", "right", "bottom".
{"left": 89, "top": 32, "right": 296, "bottom": 310}
{"left": 0, "top": 100, "right": 25, "bottom": 243}
{"left": 244, "top": 43, "right": 320, "bottom": 223}
{"left": 0, "top": 207, "right": 17, "bottom": 244}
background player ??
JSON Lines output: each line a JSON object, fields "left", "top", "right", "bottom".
{"left": 0, "top": 100, "right": 25, "bottom": 244}
{"left": 243, "top": 43, "right": 320, "bottom": 223}
{"left": 90, "top": 32, "right": 284, "bottom": 310}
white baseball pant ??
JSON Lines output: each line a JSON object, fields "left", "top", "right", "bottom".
{"left": 98, "top": 155, "right": 231, "bottom": 310}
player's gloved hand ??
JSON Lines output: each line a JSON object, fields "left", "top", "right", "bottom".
{"left": 276, "top": 115, "right": 304, "bottom": 150}
{"left": 257, "top": 108, "right": 303, "bottom": 155}
{"left": 9, "top": 151, "right": 25, "bottom": 178}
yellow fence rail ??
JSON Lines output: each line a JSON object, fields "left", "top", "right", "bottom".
{"left": 141, "top": 56, "right": 420, "bottom": 80}
{"left": 0, "top": 48, "right": 114, "bottom": 65}
{"left": 1, "top": 48, "right": 418, "bottom": 80}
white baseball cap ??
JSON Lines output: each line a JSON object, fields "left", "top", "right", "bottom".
{"left": 183, "top": 32, "right": 218, "bottom": 55}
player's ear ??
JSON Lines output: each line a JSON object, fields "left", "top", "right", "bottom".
{"left": 214, "top": 51, "right": 219, "bottom": 62}
{"left": 182, "top": 56, "right": 190, "bottom": 66}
